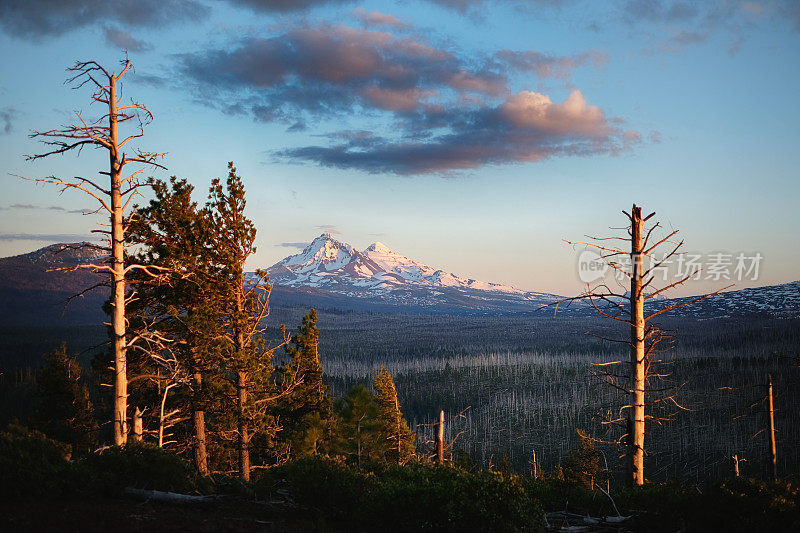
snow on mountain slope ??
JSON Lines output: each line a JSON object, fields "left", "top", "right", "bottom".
{"left": 363, "top": 241, "right": 521, "bottom": 293}
{"left": 265, "top": 234, "right": 558, "bottom": 310}
{"left": 262, "top": 235, "right": 800, "bottom": 316}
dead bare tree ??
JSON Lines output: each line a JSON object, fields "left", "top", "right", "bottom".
{"left": 21, "top": 57, "right": 166, "bottom": 446}
{"left": 436, "top": 410, "right": 445, "bottom": 465}
{"left": 767, "top": 374, "right": 778, "bottom": 480}
{"left": 552, "top": 204, "right": 729, "bottom": 485}
{"left": 723, "top": 374, "right": 781, "bottom": 481}
{"left": 417, "top": 407, "right": 470, "bottom": 464}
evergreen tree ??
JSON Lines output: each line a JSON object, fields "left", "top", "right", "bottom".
{"left": 373, "top": 366, "right": 415, "bottom": 465}
{"left": 334, "top": 384, "right": 379, "bottom": 466}
{"left": 32, "top": 343, "right": 97, "bottom": 457}
{"left": 562, "top": 429, "right": 607, "bottom": 489}
{"left": 280, "top": 309, "right": 334, "bottom": 458}
{"left": 127, "top": 176, "right": 219, "bottom": 475}
{"left": 206, "top": 162, "right": 286, "bottom": 481}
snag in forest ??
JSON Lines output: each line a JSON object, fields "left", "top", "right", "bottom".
{"left": 555, "top": 204, "right": 728, "bottom": 485}
{"left": 22, "top": 57, "right": 166, "bottom": 445}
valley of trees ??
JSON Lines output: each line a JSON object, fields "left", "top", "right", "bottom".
{"left": 2, "top": 56, "right": 799, "bottom": 531}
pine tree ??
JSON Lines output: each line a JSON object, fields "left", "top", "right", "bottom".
{"left": 280, "top": 309, "right": 334, "bottom": 458}
{"left": 562, "top": 429, "right": 606, "bottom": 489}
{"left": 127, "top": 176, "right": 218, "bottom": 475}
{"left": 334, "top": 384, "right": 379, "bottom": 466}
{"left": 32, "top": 343, "right": 97, "bottom": 457}
{"left": 373, "top": 366, "right": 415, "bottom": 465}
{"left": 206, "top": 162, "right": 286, "bottom": 481}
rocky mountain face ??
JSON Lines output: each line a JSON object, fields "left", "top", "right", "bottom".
{"left": 264, "top": 234, "right": 560, "bottom": 313}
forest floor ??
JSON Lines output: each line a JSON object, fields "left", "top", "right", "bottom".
{"left": 0, "top": 495, "right": 343, "bottom": 532}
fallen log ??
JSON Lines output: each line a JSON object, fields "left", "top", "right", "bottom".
{"left": 123, "top": 487, "right": 214, "bottom": 504}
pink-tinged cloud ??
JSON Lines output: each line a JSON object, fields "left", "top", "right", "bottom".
{"left": 362, "top": 86, "right": 436, "bottom": 112}
{"left": 181, "top": 23, "right": 634, "bottom": 175}
{"left": 180, "top": 24, "right": 510, "bottom": 119}
{"left": 496, "top": 49, "right": 608, "bottom": 79}
{"left": 623, "top": 130, "right": 643, "bottom": 143}
{"left": 354, "top": 8, "right": 411, "bottom": 29}
{"left": 742, "top": 2, "right": 764, "bottom": 15}
{"left": 448, "top": 70, "right": 507, "bottom": 96}
{"left": 279, "top": 90, "right": 629, "bottom": 175}
{"left": 500, "top": 90, "right": 609, "bottom": 137}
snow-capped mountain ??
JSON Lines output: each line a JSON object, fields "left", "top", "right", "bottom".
{"left": 265, "top": 234, "right": 558, "bottom": 312}
{"left": 263, "top": 234, "right": 800, "bottom": 317}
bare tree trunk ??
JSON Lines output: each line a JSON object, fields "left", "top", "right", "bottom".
{"left": 395, "top": 396, "right": 402, "bottom": 465}
{"left": 531, "top": 449, "right": 538, "bottom": 479}
{"left": 23, "top": 58, "right": 165, "bottom": 448}
{"left": 732, "top": 455, "right": 740, "bottom": 477}
{"left": 109, "top": 76, "right": 128, "bottom": 447}
{"left": 237, "top": 369, "right": 250, "bottom": 482}
{"left": 193, "top": 371, "right": 210, "bottom": 476}
{"left": 629, "top": 205, "right": 646, "bottom": 486}
{"left": 768, "top": 374, "right": 777, "bottom": 481}
{"left": 436, "top": 410, "right": 445, "bottom": 465}
{"left": 132, "top": 407, "right": 143, "bottom": 442}
{"left": 357, "top": 418, "right": 363, "bottom": 467}
{"left": 158, "top": 382, "right": 176, "bottom": 448}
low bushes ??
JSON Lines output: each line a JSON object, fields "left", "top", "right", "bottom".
{"left": 257, "top": 457, "right": 545, "bottom": 532}
{"left": 75, "top": 441, "right": 199, "bottom": 494}
{"left": 0, "top": 424, "right": 71, "bottom": 498}
{"left": 0, "top": 427, "right": 199, "bottom": 498}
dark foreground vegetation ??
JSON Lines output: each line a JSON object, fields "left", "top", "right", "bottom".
{"left": 2, "top": 426, "right": 799, "bottom": 532}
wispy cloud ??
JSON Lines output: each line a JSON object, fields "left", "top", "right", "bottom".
{"left": 0, "top": 233, "right": 95, "bottom": 242}
{"left": 223, "top": 0, "right": 567, "bottom": 15}
{"left": 621, "top": 0, "right": 800, "bottom": 55}
{"left": 354, "top": 8, "right": 412, "bottom": 29}
{"left": 0, "top": 0, "right": 207, "bottom": 38}
{"left": 0, "top": 204, "right": 93, "bottom": 214}
{"left": 104, "top": 27, "right": 152, "bottom": 52}
{"left": 276, "top": 241, "right": 311, "bottom": 249}
{"left": 316, "top": 224, "right": 341, "bottom": 234}
{"left": 0, "top": 107, "right": 17, "bottom": 135}
{"left": 495, "top": 49, "right": 608, "bottom": 80}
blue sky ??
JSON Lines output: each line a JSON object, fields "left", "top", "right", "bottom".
{"left": 0, "top": 0, "right": 798, "bottom": 296}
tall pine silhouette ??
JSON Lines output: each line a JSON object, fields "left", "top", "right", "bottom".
{"left": 281, "top": 309, "right": 334, "bottom": 457}
{"left": 374, "top": 366, "right": 415, "bottom": 465}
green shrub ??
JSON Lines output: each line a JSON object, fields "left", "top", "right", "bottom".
{"left": 74, "top": 441, "right": 197, "bottom": 494}
{"left": 257, "top": 457, "right": 544, "bottom": 532}
{"left": 257, "top": 456, "right": 378, "bottom": 520}
{"left": 0, "top": 424, "right": 71, "bottom": 498}
{"left": 374, "top": 464, "right": 543, "bottom": 532}
{"left": 611, "top": 478, "right": 800, "bottom": 532}
{"left": 692, "top": 478, "right": 799, "bottom": 532}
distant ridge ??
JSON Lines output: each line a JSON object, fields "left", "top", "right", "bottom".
{"left": 0, "top": 243, "right": 107, "bottom": 325}
{"left": 0, "top": 242, "right": 798, "bottom": 324}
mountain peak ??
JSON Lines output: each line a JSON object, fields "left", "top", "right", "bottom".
{"left": 365, "top": 241, "right": 393, "bottom": 254}
{"left": 268, "top": 233, "right": 527, "bottom": 298}
{"left": 279, "top": 233, "right": 356, "bottom": 271}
